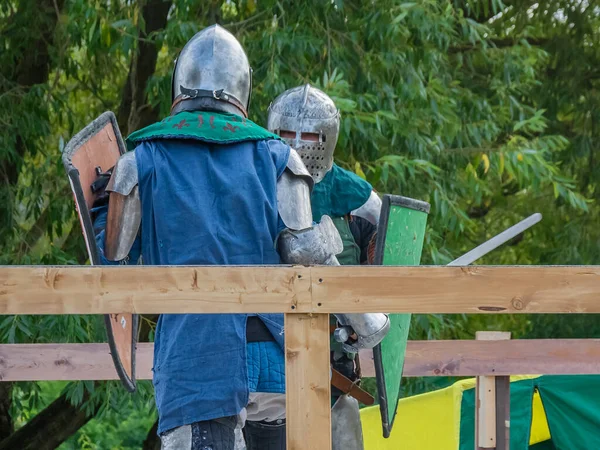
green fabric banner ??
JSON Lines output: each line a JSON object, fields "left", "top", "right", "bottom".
{"left": 459, "top": 375, "right": 600, "bottom": 450}
{"left": 460, "top": 378, "right": 535, "bottom": 450}
{"left": 536, "top": 375, "right": 600, "bottom": 449}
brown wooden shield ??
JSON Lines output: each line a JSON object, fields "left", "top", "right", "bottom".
{"left": 62, "top": 111, "right": 138, "bottom": 392}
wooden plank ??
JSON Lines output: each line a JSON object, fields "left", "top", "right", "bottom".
{"left": 475, "top": 331, "right": 511, "bottom": 341}
{"left": 495, "top": 376, "right": 510, "bottom": 450}
{"left": 0, "top": 266, "right": 312, "bottom": 314}
{"left": 2, "top": 265, "right": 600, "bottom": 314}
{"left": 2, "top": 338, "right": 600, "bottom": 381}
{"left": 477, "top": 375, "right": 496, "bottom": 448}
{"left": 0, "top": 343, "right": 154, "bottom": 381}
{"left": 311, "top": 265, "right": 600, "bottom": 313}
{"left": 358, "top": 338, "right": 600, "bottom": 377}
{"left": 475, "top": 331, "right": 511, "bottom": 450}
{"left": 285, "top": 313, "right": 331, "bottom": 450}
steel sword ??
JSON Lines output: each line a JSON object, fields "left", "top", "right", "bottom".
{"left": 447, "top": 213, "right": 542, "bottom": 266}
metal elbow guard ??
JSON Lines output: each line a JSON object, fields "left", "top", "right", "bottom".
{"left": 333, "top": 313, "right": 390, "bottom": 353}
{"left": 278, "top": 215, "right": 343, "bottom": 266}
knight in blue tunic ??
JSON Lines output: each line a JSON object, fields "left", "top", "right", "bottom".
{"left": 89, "top": 25, "right": 345, "bottom": 450}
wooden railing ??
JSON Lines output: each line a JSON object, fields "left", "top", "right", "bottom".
{"left": 2, "top": 338, "right": 600, "bottom": 381}
{"left": 2, "top": 265, "right": 600, "bottom": 449}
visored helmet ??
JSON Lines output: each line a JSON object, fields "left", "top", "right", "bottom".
{"left": 267, "top": 84, "right": 340, "bottom": 183}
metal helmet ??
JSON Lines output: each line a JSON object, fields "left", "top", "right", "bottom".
{"left": 268, "top": 84, "right": 340, "bottom": 183}
{"left": 171, "top": 24, "right": 252, "bottom": 118}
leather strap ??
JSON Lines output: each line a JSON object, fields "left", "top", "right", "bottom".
{"left": 171, "top": 87, "right": 248, "bottom": 117}
{"left": 331, "top": 368, "right": 374, "bottom": 405}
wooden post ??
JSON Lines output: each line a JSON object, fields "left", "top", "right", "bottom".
{"left": 475, "top": 331, "right": 511, "bottom": 450}
{"left": 495, "top": 375, "right": 510, "bottom": 450}
{"left": 285, "top": 313, "right": 331, "bottom": 450}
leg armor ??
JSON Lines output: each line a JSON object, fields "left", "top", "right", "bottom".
{"left": 276, "top": 149, "right": 389, "bottom": 351}
{"left": 242, "top": 420, "right": 286, "bottom": 450}
{"left": 160, "top": 416, "right": 237, "bottom": 450}
{"left": 331, "top": 395, "right": 364, "bottom": 450}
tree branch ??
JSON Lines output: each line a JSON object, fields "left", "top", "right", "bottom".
{"left": 0, "top": 391, "right": 96, "bottom": 450}
{"left": 116, "top": 0, "right": 173, "bottom": 135}
{"left": 0, "top": 0, "right": 66, "bottom": 235}
{"left": 449, "top": 37, "right": 548, "bottom": 54}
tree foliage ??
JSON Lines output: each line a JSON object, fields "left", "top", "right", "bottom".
{"left": 1, "top": 0, "right": 599, "bottom": 447}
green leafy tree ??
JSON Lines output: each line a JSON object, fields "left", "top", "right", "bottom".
{"left": 1, "top": 0, "right": 599, "bottom": 447}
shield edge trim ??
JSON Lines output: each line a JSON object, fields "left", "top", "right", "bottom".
{"left": 62, "top": 111, "right": 138, "bottom": 393}
{"left": 104, "top": 314, "right": 139, "bottom": 393}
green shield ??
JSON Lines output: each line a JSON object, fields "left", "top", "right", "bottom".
{"left": 372, "top": 194, "right": 429, "bottom": 438}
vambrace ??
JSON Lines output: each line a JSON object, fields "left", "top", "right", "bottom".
{"left": 332, "top": 312, "right": 390, "bottom": 353}
{"left": 277, "top": 215, "right": 342, "bottom": 266}
{"left": 276, "top": 148, "right": 388, "bottom": 351}
{"left": 276, "top": 148, "right": 342, "bottom": 266}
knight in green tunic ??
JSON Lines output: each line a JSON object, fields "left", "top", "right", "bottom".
{"left": 268, "top": 84, "right": 385, "bottom": 450}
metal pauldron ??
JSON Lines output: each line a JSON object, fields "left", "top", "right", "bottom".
{"left": 277, "top": 149, "right": 314, "bottom": 231}
{"left": 105, "top": 151, "right": 141, "bottom": 261}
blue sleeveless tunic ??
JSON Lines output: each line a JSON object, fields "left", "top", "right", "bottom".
{"left": 95, "top": 135, "right": 290, "bottom": 434}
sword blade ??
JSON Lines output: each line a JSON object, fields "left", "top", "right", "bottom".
{"left": 447, "top": 213, "right": 542, "bottom": 266}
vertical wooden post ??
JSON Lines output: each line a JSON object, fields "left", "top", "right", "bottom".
{"left": 495, "top": 375, "right": 510, "bottom": 450}
{"left": 285, "top": 313, "right": 331, "bottom": 450}
{"left": 475, "top": 331, "right": 511, "bottom": 450}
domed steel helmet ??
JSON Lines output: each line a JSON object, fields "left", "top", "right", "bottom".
{"left": 171, "top": 24, "right": 252, "bottom": 117}
{"left": 267, "top": 84, "right": 340, "bottom": 183}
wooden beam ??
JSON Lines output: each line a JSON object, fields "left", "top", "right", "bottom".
{"left": 0, "top": 343, "right": 154, "bottom": 381}
{"left": 495, "top": 376, "right": 510, "bottom": 450}
{"left": 285, "top": 313, "right": 331, "bottom": 450}
{"left": 0, "top": 266, "right": 312, "bottom": 314}
{"left": 477, "top": 374, "right": 497, "bottom": 449}
{"left": 312, "top": 266, "right": 600, "bottom": 313}
{"left": 2, "top": 266, "right": 600, "bottom": 314}
{"left": 359, "top": 338, "right": 600, "bottom": 377}
{"left": 475, "top": 331, "right": 511, "bottom": 450}
{"left": 2, "top": 338, "right": 600, "bottom": 381}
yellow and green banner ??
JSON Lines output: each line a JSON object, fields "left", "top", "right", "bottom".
{"left": 361, "top": 375, "right": 600, "bottom": 449}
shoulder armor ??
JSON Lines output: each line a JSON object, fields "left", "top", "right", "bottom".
{"left": 351, "top": 191, "right": 382, "bottom": 225}
{"left": 106, "top": 151, "right": 138, "bottom": 195}
{"left": 277, "top": 149, "right": 314, "bottom": 231}
{"left": 105, "top": 151, "right": 141, "bottom": 261}
{"left": 286, "top": 148, "right": 314, "bottom": 191}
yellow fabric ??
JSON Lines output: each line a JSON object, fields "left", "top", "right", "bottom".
{"left": 529, "top": 390, "right": 551, "bottom": 445}
{"left": 361, "top": 379, "right": 475, "bottom": 450}
{"left": 361, "top": 376, "right": 550, "bottom": 450}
